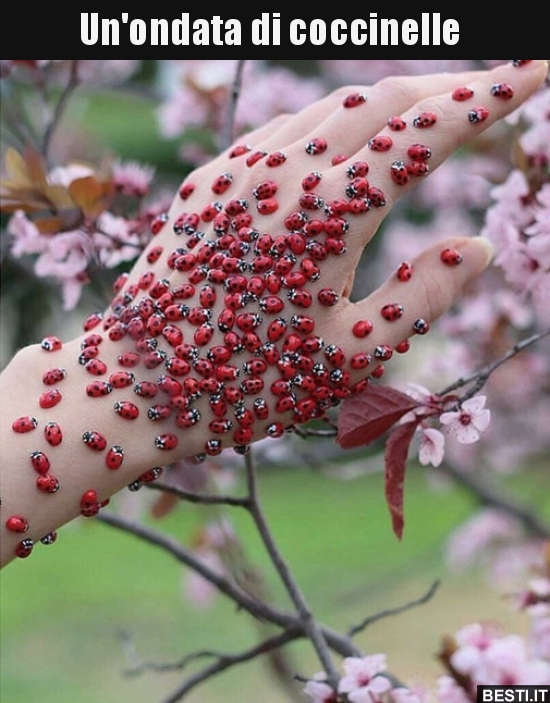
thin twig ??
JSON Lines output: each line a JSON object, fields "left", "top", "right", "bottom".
{"left": 442, "top": 464, "right": 550, "bottom": 539}
{"left": 219, "top": 60, "right": 246, "bottom": 152}
{"left": 437, "top": 329, "right": 550, "bottom": 401}
{"left": 145, "top": 480, "right": 251, "bottom": 508}
{"left": 42, "top": 60, "right": 80, "bottom": 161}
{"left": 244, "top": 452, "right": 340, "bottom": 689}
{"left": 160, "top": 629, "right": 302, "bottom": 703}
{"left": 348, "top": 580, "right": 441, "bottom": 638}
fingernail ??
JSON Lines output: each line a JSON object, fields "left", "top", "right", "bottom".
{"left": 474, "top": 236, "right": 495, "bottom": 267}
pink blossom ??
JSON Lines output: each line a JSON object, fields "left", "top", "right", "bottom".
{"left": 391, "top": 687, "right": 428, "bottom": 703}
{"left": 338, "top": 654, "right": 391, "bottom": 702}
{"left": 440, "top": 396, "right": 491, "bottom": 444}
{"left": 94, "top": 212, "right": 142, "bottom": 268}
{"left": 436, "top": 676, "right": 470, "bottom": 703}
{"left": 7, "top": 210, "right": 47, "bottom": 257}
{"left": 111, "top": 160, "right": 155, "bottom": 197}
{"left": 418, "top": 428, "right": 445, "bottom": 467}
{"left": 47, "top": 163, "right": 95, "bottom": 188}
{"left": 303, "top": 679, "right": 337, "bottom": 703}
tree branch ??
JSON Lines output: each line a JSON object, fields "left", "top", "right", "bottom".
{"left": 42, "top": 60, "right": 80, "bottom": 161}
{"left": 219, "top": 60, "right": 246, "bottom": 152}
{"left": 348, "top": 580, "right": 440, "bottom": 638}
{"left": 146, "top": 480, "right": 251, "bottom": 508}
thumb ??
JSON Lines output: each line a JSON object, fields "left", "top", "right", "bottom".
{"left": 343, "top": 236, "right": 494, "bottom": 377}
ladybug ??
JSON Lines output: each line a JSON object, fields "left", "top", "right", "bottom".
{"left": 324, "top": 344, "right": 346, "bottom": 367}
{"left": 440, "top": 247, "right": 463, "bottom": 266}
{"left": 179, "top": 181, "right": 196, "bottom": 199}
{"left": 144, "top": 350, "right": 168, "bottom": 370}
{"left": 246, "top": 149, "right": 267, "bottom": 167}
{"left": 166, "top": 357, "right": 191, "bottom": 377}
{"left": 390, "top": 160, "right": 409, "bottom": 186}
{"left": 407, "top": 161, "right": 429, "bottom": 177}
{"left": 105, "top": 444, "right": 124, "bottom": 471}
{"left": 217, "top": 308, "right": 236, "bottom": 333}
{"left": 194, "top": 323, "right": 215, "bottom": 347}
{"left": 41, "top": 336, "right": 62, "bottom": 352}
{"left": 127, "top": 318, "right": 146, "bottom": 340}
{"left": 387, "top": 115, "right": 406, "bottom": 131}
{"left": 213, "top": 211, "right": 231, "bottom": 235}
{"left": 147, "top": 404, "right": 172, "bottom": 421}
{"left": 367, "top": 186, "right": 387, "bottom": 208}
{"left": 222, "top": 386, "right": 243, "bottom": 407}
{"left": 229, "top": 143, "right": 251, "bottom": 159}
{"left": 253, "top": 398, "right": 269, "bottom": 420}
{"left": 44, "top": 421, "right": 62, "bottom": 446}
{"left": 109, "top": 371, "right": 135, "bottom": 389}
{"left": 211, "top": 172, "right": 233, "bottom": 195}
{"left": 352, "top": 378, "right": 369, "bottom": 394}
{"left": 300, "top": 258, "right": 320, "bottom": 281}
{"left": 164, "top": 304, "right": 189, "bottom": 323}
{"left": 154, "top": 433, "right": 179, "bottom": 451}
{"left": 512, "top": 60, "right": 532, "bottom": 67}
{"left": 452, "top": 86, "right": 474, "bottom": 101}
{"left": 114, "top": 401, "right": 140, "bottom": 420}
{"left": 275, "top": 394, "right": 296, "bottom": 413}
{"left": 12, "top": 416, "right": 38, "bottom": 433}
{"left": 301, "top": 336, "right": 324, "bottom": 354}
{"left": 233, "top": 427, "right": 253, "bottom": 445}
{"left": 257, "top": 198, "right": 279, "bottom": 215}
{"left": 265, "top": 422, "right": 285, "bottom": 438}
{"left": 413, "top": 112, "right": 438, "bottom": 128}
{"left": 397, "top": 262, "right": 413, "bottom": 282}
{"left": 6, "top": 515, "right": 29, "bottom": 533}
{"left": 260, "top": 342, "right": 280, "bottom": 366}
{"left": 201, "top": 201, "right": 223, "bottom": 222}
{"left": 413, "top": 318, "right": 430, "bottom": 335}
{"left": 15, "top": 539, "right": 34, "bottom": 559}
{"left": 243, "top": 359, "right": 267, "bottom": 376}
{"left": 176, "top": 408, "right": 201, "bottom": 429}
{"left": 374, "top": 344, "right": 393, "bottom": 361}
{"left": 352, "top": 319, "right": 373, "bottom": 338}
{"left": 207, "top": 345, "right": 233, "bottom": 365}
{"left": 347, "top": 198, "right": 370, "bottom": 216}
{"left": 137, "top": 271, "right": 155, "bottom": 290}
{"left": 209, "top": 418, "right": 233, "bottom": 434}
{"left": 301, "top": 171, "right": 322, "bottom": 192}
{"left": 468, "top": 107, "right": 489, "bottom": 124}
{"left": 173, "top": 283, "right": 196, "bottom": 300}
{"left": 324, "top": 217, "right": 349, "bottom": 237}
{"left": 342, "top": 92, "right": 367, "bottom": 108}
{"left": 395, "top": 340, "right": 411, "bottom": 354}
{"left": 150, "top": 212, "right": 169, "bottom": 235}
{"left": 368, "top": 135, "right": 393, "bottom": 152}
{"left": 82, "top": 333, "right": 104, "bottom": 349}
{"left": 82, "top": 312, "right": 103, "bottom": 332}
{"left": 266, "top": 150, "right": 287, "bottom": 167}
{"left": 193, "top": 359, "right": 214, "bottom": 378}
{"left": 225, "top": 198, "right": 248, "bottom": 216}
{"left": 80, "top": 489, "right": 99, "bottom": 515}
{"left": 31, "top": 451, "right": 51, "bottom": 474}
{"left": 407, "top": 143, "right": 432, "bottom": 161}
{"left": 288, "top": 289, "right": 313, "bottom": 309}
{"left": 208, "top": 394, "right": 228, "bottom": 418}
{"left": 134, "top": 381, "right": 159, "bottom": 399}
{"left": 235, "top": 313, "right": 262, "bottom": 332}
{"left": 274, "top": 253, "right": 297, "bottom": 275}
{"left": 381, "top": 303, "right": 404, "bottom": 322}
{"left": 282, "top": 334, "right": 302, "bottom": 354}
{"left": 82, "top": 430, "right": 107, "bottom": 451}
{"left": 325, "top": 237, "right": 348, "bottom": 256}
{"left": 299, "top": 193, "right": 324, "bottom": 211}
{"left": 188, "top": 265, "right": 209, "bottom": 284}
{"left": 259, "top": 296, "right": 285, "bottom": 315}
{"left": 317, "top": 288, "right": 339, "bottom": 307}
{"left": 108, "top": 322, "right": 128, "bottom": 342}
{"left": 162, "top": 324, "right": 184, "bottom": 348}
{"left": 253, "top": 180, "right": 278, "bottom": 199}
{"left": 490, "top": 83, "right": 514, "bottom": 100}
{"left": 146, "top": 245, "right": 164, "bottom": 264}
{"left": 36, "top": 474, "right": 60, "bottom": 493}
{"left": 346, "top": 161, "right": 369, "bottom": 178}
{"left": 233, "top": 211, "right": 254, "bottom": 229}
{"left": 205, "top": 439, "right": 223, "bottom": 456}
{"left": 350, "top": 352, "right": 372, "bottom": 370}
{"left": 305, "top": 138, "right": 327, "bottom": 155}
{"left": 40, "top": 532, "right": 58, "bottom": 546}
{"left": 331, "top": 153, "right": 348, "bottom": 166}
{"left": 135, "top": 337, "right": 158, "bottom": 353}
{"left": 241, "top": 377, "right": 264, "bottom": 395}
{"left": 86, "top": 381, "right": 113, "bottom": 398}
{"left": 290, "top": 314, "right": 315, "bottom": 334}
{"left": 346, "top": 176, "right": 370, "bottom": 198}
{"left": 284, "top": 210, "right": 308, "bottom": 231}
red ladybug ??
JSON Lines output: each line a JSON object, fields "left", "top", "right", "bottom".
{"left": 452, "top": 86, "right": 474, "bottom": 101}
{"left": 324, "top": 344, "right": 346, "bottom": 367}
{"left": 259, "top": 296, "right": 285, "bottom": 315}
{"left": 301, "top": 171, "right": 322, "bottom": 192}
{"left": 367, "top": 186, "right": 387, "bottom": 208}
{"left": 225, "top": 198, "right": 248, "bottom": 216}
{"left": 15, "top": 539, "right": 34, "bottom": 559}
{"left": 82, "top": 312, "right": 103, "bottom": 332}
{"left": 253, "top": 398, "right": 269, "bottom": 420}
{"left": 413, "top": 318, "right": 430, "bottom": 335}
{"left": 324, "top": 218, "right": 349, "bottom": 237}
{"left": 194, "top": 323, "right": 215, "bottom": 346}
{"left": 407, "top": 143, "right": 432, "bottom": 161}
{"left": 290, "top": 314, "right": 315, "bottom": 334}
{"left": 134, "top": 381, "right": 159, "bottom": 398}
{"left": 12, "top": 416, "right": 38, "bottom": 433}
{"left": 387, "top": 115, "right": 406, "bottom": 131}
{"left": 82, "top": 430, "right": 107, "bottom": 451}
{"left": 395, "top": 340, "right": 411, "bottom": 354}
{"left": 6, "top": 515, "right": 29, "bottom": 533}
{"left": 257, "top": 198, "right": 279, "bottom": 215}
{"left": 154, "top": 433, "right": 179, "bottom": 451}
{"left": 205, "top": 439, "right": 223, "bottom": 456}
{"left": 299, "top": 193, "right": 324, "bottom": 211}
{"left": 86, "top": 381, "right": 113, "bottom": 398}
{"left": 381, "top": 303, "right": 404, "bottom": 322}
{"left": 266, "top": 150, "right": 287, "bottom": 167}
{"left": 224, "top": 386, "right": 244, "bottom": 406}
{"left": 31, "top": 451, "right": 51, "bottom": 474}
{"left": 209, "top": 418, "right": 233, "bottom": 434}
{"left": 146, "top": 245, "right": 164, "bottom": 264}
{"left": 352, "top": 319, "right": 373, "bottom": 338}
{"left": 147, "top": 404, "right": 172, "bottom": 421}
{"left": 407, "top": 161, "right": 429, "bottom": 177}
{"left": 350, "top": 353, "right": 372, "bottom": 370}
{"left": 150, "top": 212, "right": 170, "bottom": 235}
{"left": 305, "top": 138, "right": 327, "bottom": 155}
{"left": 41, "top": 336, "right": 63, "bottom": 352}
{"left": 301, "top": 336, "right": 324, "bottom": 354}
{"left": 413, "top": 112, "right": 438, "bottom": 128}
{"left": 245, "top": 149, "right": 267, "bottom": 167}
{"left": 40, "top": 532, "right": 58, "bottom": 546}
{"left": 288, "top": 289, "right": 313, "bottom": 309}
{"left": 390, "top": 160, "right": 409, "bottom": 186}
{"left": 253, "top": 180, "right": 278, "bottom": 199}
{"left": 234, "top": 427, "right": 253, "bottom": 445}
{"left": 490, "top": 83, "right": 514, "bottom": 100}
{"left": 440, "top": 248, "right": 463, "bottom": 266}
{"left": 176, "top": 409, "right": 201, "bottom": 429}
{"left": 114, "top": 401, "right": 140, "bottom": 420}
{"left": 179, "top": 181, "right": 196, "bottom": 199}
{"left": 512, "top": 60, "right": 532, "bottom": 67}
{"left": 317, "top": 288, "right": 339, "bottom": 307}
{"left": 368, "top": 135, "right": 393, "bottom": 152}
{"left": 241, "top": 377, "right": 264, "bottom": 395}
{"left": 36, "top": 474, "right": 60, "bottom": 493}
{"left": 211, "top": 172, "right": 233, "bottom": 195}
{"left": 342, "top": 92, "right": 367, "bottom": 108}
{"left": 331, "top": 154, "right": 348, "bottom": 166}
{"left": 346, "top": 161, "right": 369, "bottom": 178}
{"left": 468, "top": 107, "right": 489, "bottom": 124}
{"left": 44, "top": 421, "right": 62, "bottom": 446}
{"left": 397, "top": 262, "right": 413, "bottom": 282}
{"left": 105, "top": 445, "right": 124, "bottom": 470}
{"left": 374, "top": 345, "right": 393, "bottom": 361}
{"left": 40, "top": 388, "right": 64, "bottom": 408}
{"left": 109, "top": 371, "right": 135, "bottom": 389}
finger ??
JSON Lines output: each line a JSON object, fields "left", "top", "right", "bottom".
{"left": 340, "top": 236, "right": 494, "bottom": 379}
{"left": 340, "top": 60, "right": 548, "bottom": 248}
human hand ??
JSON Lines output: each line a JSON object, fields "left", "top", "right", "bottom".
{"left": 1, "top": 59, "right": 547, "bottom": 564}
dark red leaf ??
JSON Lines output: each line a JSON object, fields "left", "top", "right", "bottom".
{"left": 384, "top": 419, "right": 420, "bottom": 540}
{"left": 337, "top": 384, "right": 420, "bottom": 449}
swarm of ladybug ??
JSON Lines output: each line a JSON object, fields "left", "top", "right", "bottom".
{"left": 6, "top": 68, "right": 525, "bottom": 559}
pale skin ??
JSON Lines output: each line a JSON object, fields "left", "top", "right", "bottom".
{"left": 1, "top": 60, "right": 547, "bottom": 568}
